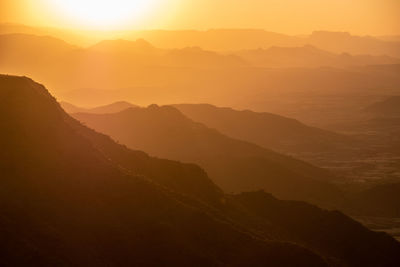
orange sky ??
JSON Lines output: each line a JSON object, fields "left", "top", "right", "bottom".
{"left": 1, "top": 0, "right": 399, "bottom": 35}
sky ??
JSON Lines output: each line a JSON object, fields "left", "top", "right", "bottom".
{"left": 0, "top": 0, "right": 399, "bottom": 35}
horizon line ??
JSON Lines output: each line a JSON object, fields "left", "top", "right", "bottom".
{"left": 2, "top": 22, "right": 400, "bottom": 37}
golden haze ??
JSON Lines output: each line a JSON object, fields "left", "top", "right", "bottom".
{"left": 0, "top": 0, "right": 399, "bottom": 35}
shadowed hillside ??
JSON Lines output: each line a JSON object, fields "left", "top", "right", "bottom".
{"left": 73, "top": 104, "right": 344, "bottom": 206}
{"left": 0, "top": 74, "right": 329, "bottom": 266}
{"left": 233, "top": 191, "right": 400, "bottom": 267}
{"left": 2, "top": 74, "right": 400, "bottom": 266}
{"left": 346, "top": 183, "right": 400, "bottom": 218}
{"left": 174, "top": 104, "right": 355, "bottom": 155}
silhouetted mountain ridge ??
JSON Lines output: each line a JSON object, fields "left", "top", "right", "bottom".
{"left": 237, "top": 45, "right": 400, "bottom": 68}
{"left": 61, "top": 101, "right": 138, "bottom": 114}
{"left": 2, "top": 33, "right": 400, "bottom": 106}
{"left": 73, "top": 104, "right": 344, "bottom": 206}
{"left": 346, "top": 183, "right": 400, "bottom": 217}
{"left": 234, "top": 190, "right": 400, "bottom": 266}
{"left": 2, "top": 24, "right": 400, "bottom": 56}
{"left": 173, "top": 104, "right": 355, "bottom": 156}
{"left": 308, "top": 31, "right": 400, "bottom": 57}
{"left": 1, "top": 74, "right": 400, "bottom": 266}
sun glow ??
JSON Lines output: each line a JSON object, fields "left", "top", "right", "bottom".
{"left": 45, "top": 0, "right": 161, "bottom": 29}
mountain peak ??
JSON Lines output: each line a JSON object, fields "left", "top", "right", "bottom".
{"left": 0, "top": 74, "right": 57, "bottom": 105}
{"left": 134, "top": 38, "right": 153, "bottom": 48}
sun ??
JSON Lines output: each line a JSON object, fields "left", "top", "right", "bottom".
{"left": 45, "top": 0, "right": 161, "bottom": 29}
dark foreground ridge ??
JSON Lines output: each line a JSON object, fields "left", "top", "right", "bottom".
{"left": 1, "top": 74, "right": 400, "bottom": 266}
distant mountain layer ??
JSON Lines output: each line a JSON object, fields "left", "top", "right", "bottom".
{"left": 173, "top": 104, "right": 354, "bottom": 156}
{"left": 365, "top": 96, "right": 400, "bottom": 117}
{"left": 73, "top": 104, "right": 344, "bottom": 206}
{"left": 1, "top": 74, "right": 400, "bottom": 266}
{"left": 308, "top": 31, "right": 400, "bottom": 58}
{"left": 1, "top": 24, "right": 400, "bottom": 57}
{"left": 0, "top": 74, "right": 320, "bottom": 266}
{"left": 0, "top": 33, "right": 244, "bottom": 69}
{"left": 61, "top": 101, "right": 137, "bottom": 114}
{"left": 1, "top": 33, "right": 400, "bottom": 107}
{"left": 236, "top": 45, "right": 400, "bottom": 68}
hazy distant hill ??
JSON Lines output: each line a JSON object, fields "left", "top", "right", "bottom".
{"left": 307, "top": 31, "right": 400, "bottom": 58}
{"left": 174, "top": 104, "right": 354, "bottom": 156}
{"left": 236, "top": 45, "right": 400, "bottom": 68}
{"left": 89, "top": 38, "right": 158, "bottom": 54}
{"left": 2, "top": 33, "right": 400, "bottom": 108}
{"left": 0, "top": 24, "right": 301, "bottom": 49}
{"left": 87, "top": 38, "right": 245, "bottom": 67}
{"left": 0, "top": 23, "right": 47, "bottom": 35}
{"left": 2, "top": 24, "right": 400, "bottom": 57}
{"left": 2, "top": 74, "right": 400, "bottom": 266}
{"left": 356, "top": 63, "right": 400, "bottom": 77}
{"left": 73, "top": 104, "right": 343, "bottom": 206}
{"left": 126, "top": 29, "right": 303, "bottom": 51}
{"left": 0, "top": 33, "right": 244, "bottom": 69}
{"left": 0, "top": 33, "right": 77, "bottom": 69}
{"left": 61, "top": 101, "right": 137, "bottom": 114}
{"left": 0, "top": 23, "right": 92, "bottom": 45}
{"left": 365, "top": 96, "right": 400, "bottom": 117}
{"left": 378, "top": 35, "right": 400, "bottom": 43}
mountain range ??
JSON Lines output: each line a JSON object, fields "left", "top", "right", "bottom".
{"left": 174, "top": 104, "right": 356, "bottom": 155}
{"left": 1, "top": 24, "right": 400, "bottom": 57}
{"left": 72, "top": 104, "right": 342, "bottom": 206}
{"left": 236, "top": 45, "right": 400, "bottom": 68}
{"left": 2, "top": 33, "right": 400, "bottom": 108}
{"left": 69, "top": 101, "right": 400, "bottom": 220}
{"left": 1, "top": 74, "right": 400, "bottom": 265}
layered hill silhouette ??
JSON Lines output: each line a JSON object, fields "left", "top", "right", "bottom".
{"left": 128, "top": 30, "right": 400, "bottom": 57}
{"left": 2, "top": 33, "right": 400, "bottom": 108}
{"left": 233, "top": 191, "right": 400, "bottom": 266}
{"left": 0, "top": 74, "right": 324, "bottom": 266}
{"left": 87, "top": 38, "right": 245, "bottom": 68}
{"left": 61, "top": 101, "right": 137, "bottom": 114}
{"left": 308, "top": 31, "right": 400, "bottom": 58}
{"left": 1, "top": 74, "right": 400, "bottom": 266}
{"left": 173, "top": 104, "right": 355, "bottom": 156}
{"left": 0, "top": 33, "right": 77, "bottom": 73}
{"left": 73, "top": 104, "right": 343, "bottom": 206}
{"left": 2, "top": 24, "right": 399, "bottom": 57}
{"left": 236, "top": 45, "right": 400, "bottom": 68}
{"left": 365, "top": 96, "right": 400, "bottom": 117}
